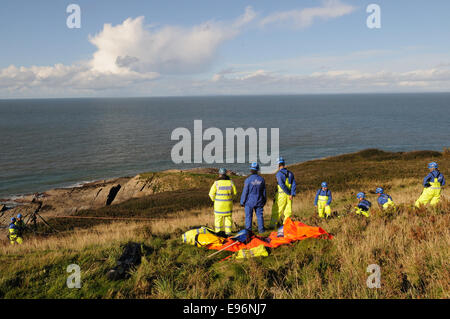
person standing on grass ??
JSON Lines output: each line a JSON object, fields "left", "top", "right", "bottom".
{"left": 314, "top": 182, "right": 332, "bottom": 218}
{"left": 355, "top": 192, "right": 371, "bottom": 217}
{"left": 16, "top": 213, "right": 26, "bottom": 237}
{"left": 270, "top": 157, "right": 296, "bottom": 228}
{"left": 8, "top": 217, "right": 23, "bottom": 245}
{"left": 209, "top": 168, "right": 237, "bottom": 236}
{"left": 240, "top": 162, "right": 267, "bottom": 234}
{"left": 375, "top": 187, "right": 395, "bottom": 210}
{"left": 415, "top": 162, "right": 445, "bottom": 207}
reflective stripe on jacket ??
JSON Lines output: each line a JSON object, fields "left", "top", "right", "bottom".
{"left": 9, "top": 223, "right": 18, "bottom": 236}
{"left": 314, "top": 189, "right": 332, "bottom": 206}
{"left": 209, "top": 178, "right": 237, "bottom": 214}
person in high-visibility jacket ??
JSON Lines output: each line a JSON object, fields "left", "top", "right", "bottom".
{"left": 314, "top": 182, "right": 332, "bottom": 218}
{"left": 415, "top": 162, "right": 445, "bottom": 207}
{"left": 375, "top": 187, "right": 395, "bottom": 210}
{"left": 270, "top": 157, "right": 296, "bottom": 228}
{"left": 240, "top": 162, "right": 267, "bottom": 234}
{"left": 209, "top": 168, "right": 237, "bottom": 235}
{"left": 9, "top": 217, "right": 23, "bottom": 245}
{"left": 355, "top": 192, "right": 371, "bottom": 217}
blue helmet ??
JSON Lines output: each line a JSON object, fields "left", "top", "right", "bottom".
{"left": 277, "top": 157, "right": 285, "bottom": 164}
{"left": 375, "top": 187, "right": 384, "bottom": 194}
{"left": 250, "top": 162, "right": 260, "bottom": 171}
{"left": 428, "top": 162, "right": 438, "bottom": 169}
{"left": 11, "top": 217, "right": 16, "bottom": 223}
{"left": 17, "top": 213, "right": 23, "bottom": 219}
{"left": 321, "top": 182, "right": 328, "bottom": 188}
{"left": 356, "top": 192, "right": 366, "bottom": 199}
{"left": 218, "top": 168, "right": 227, "bottom": 175}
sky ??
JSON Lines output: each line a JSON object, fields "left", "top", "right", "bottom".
{"left": 1, "top": 0, "right": 450, "bottom": 98}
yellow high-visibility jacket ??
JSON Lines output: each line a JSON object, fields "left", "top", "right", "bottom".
{"left": 209, "top": 178, "right": 237, "bottom": 215}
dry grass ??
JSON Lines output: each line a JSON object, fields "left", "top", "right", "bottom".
{"left": 0, "top": 149, "right": 448, "bottom": 299}
{"left": 0, "top": 221, "right": 143, "bottom": 255}
{"left": 1, "top": 179, "right": 448, "bottom": 299}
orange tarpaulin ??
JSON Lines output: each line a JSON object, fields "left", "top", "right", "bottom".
{"left": 207, "top": 217, "right": 333, "bottom": 252}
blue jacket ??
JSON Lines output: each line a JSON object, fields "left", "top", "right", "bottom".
{"left": 358, "top": 199, "right": 372, "bottom": 211}
{"left": 377, "top": 193, "right": 393, "bottom": 206}
{"left": 314, "top": 189, "right": 332, "bottom": 206}
{"left": 276, "top": 168, "right": 296, "bottom": 196}
{"left": 423, "top": 170, "right": 445, "bottom": 187}
{"left": 240, "top": 173, "right": 267, "bottom": 207}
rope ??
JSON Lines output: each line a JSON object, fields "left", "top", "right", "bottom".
{"left": 51, "top": 215, "right": 166, "bottom": 222}
{"left": 1, "top": 215, "right": 165, "bottom": 231}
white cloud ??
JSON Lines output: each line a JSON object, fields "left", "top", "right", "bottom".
{"left": 89, "top": 7, "right": 256, "bottom": 75}
{"left": 0, "top": 62, "right": 159, "bottom": 93}
{"left": 233, "top": 5, "right": 258, "bottom": 28}
{"left": 260, "top": 0, "right": 356, "bottom": 28}
{"left": 0, "top": 7, "right": 256, "bottom": 96}
{"left": 205, "top": 67, "right": 450, "bottom": 94}
{"left": 1, "top": 4, "right": 450, "bottom": 97}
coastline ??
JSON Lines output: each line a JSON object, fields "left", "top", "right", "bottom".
{"left": 0, "top": 165, "right": 241, "bottom": 224}
{"left": 0, "top": 166, "right": 235, "bottom": 206}
{"left": 0, "top": 147, "right": 377, "bottom": 205}
{"left": 0, "top": 147, "right": 446, "bottom": 217}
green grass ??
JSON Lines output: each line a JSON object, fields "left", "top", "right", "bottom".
{"left": 2, "top": 207, "right": 448, "bottom": 299}
{"left": 0, "top": 148, "right": 448, "bottom": 299}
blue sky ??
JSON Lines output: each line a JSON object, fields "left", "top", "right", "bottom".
{"left": 1, "top": 0, "right": 450, "bottom": 97}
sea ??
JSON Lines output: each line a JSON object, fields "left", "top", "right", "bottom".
{"left": 1, "top": 93, "right": 449, "bottom": 199}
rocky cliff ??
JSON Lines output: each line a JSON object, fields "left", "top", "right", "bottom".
{"left": 0, "top": 168, "right": 228, "bottom": 227}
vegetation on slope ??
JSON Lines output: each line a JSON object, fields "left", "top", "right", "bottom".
{"left": 0, "top": 149, "right": 448, "bottom": 298}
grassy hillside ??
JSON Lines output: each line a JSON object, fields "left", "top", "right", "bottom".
{"left": 0, "top": 149, "right": 448, "bottom": 299}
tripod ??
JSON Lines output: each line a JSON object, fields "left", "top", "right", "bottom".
{"left": 23, "top": 199, "right": 59, "bottom": 234}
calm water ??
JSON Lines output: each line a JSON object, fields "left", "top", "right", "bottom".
{"left": 0, "top": 93, "right": 449, "bottom": 198}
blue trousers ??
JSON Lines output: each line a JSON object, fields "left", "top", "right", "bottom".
{"left": 245, "top": 205, "right": 265, "bottom": 233}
